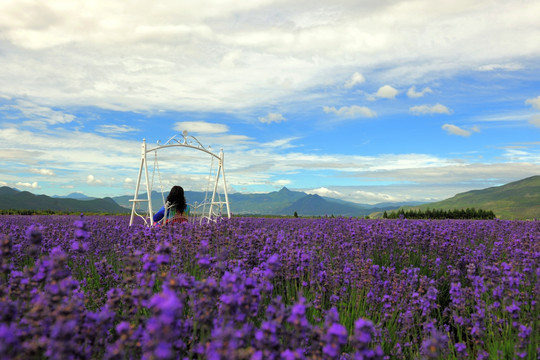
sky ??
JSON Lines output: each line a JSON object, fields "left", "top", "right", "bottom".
{"left": 1, "top": 0, "right": 540, "bottom": 205}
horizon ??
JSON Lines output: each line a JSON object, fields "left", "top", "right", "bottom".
{"left": 1, "top": 178, "right": 522, "bottom": 207}
{"left": 1, "top": 1, "right": 540, "bottom": 204}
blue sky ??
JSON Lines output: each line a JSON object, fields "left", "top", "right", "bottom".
{"left": 1, "top": 0, "right": 540, "bottom": 204}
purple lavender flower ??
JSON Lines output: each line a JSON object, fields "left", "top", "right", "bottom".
{"left": 25, "top": 224, "right": 43, "bottom": 244}
{"left": 288, "top": 299, "right": 310, "bottom": 329}
{"left": 323, "top": 323, "right": 348, "bottom": 358}
{"left": 353, "top": 318, "right": 375, "bottom": 346}
{"left": 506, "top": 301, "right": 520, "bottom": 318}
{"left": 148, "top": 287, "right": 183, "bottom": 321}
{"left": 454, "top": 343, "right": 468, "bottom": 358}
{"left": 154, "top": 342, "right": 173, "bottom": 359}
{"left": 74, "top": 214, "right": 90, "bottom": 240}
{"left": 420, "top": 324, "right": 448, "bottom": 359}
{"left": 0, "top": 323, "right": 20, "bottom": 357}
{"left": 476, "top": 349, "right": 489, "bottom": 360}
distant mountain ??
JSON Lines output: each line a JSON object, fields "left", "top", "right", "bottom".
{"left": 115, "top": 187, "right": 306, "bottom": 215}
{"left": 53, "top": 192, "right": 96, "bottom": 200}
{"left": 322, "top": 196, "right": 428, "bottom": 210}
{"left": 0, "top": 187, "right": 129, "bottom": 214}
{"left": 407, "top": 175, "right": 540, "bottom": 220}
{"left": 115, "top": 187, "right": 422, "bottom": 217}
{"left": 0, "top": 187, "right": 20, "bottom": 197}
{"left": 227, "top": 187, "right": 307, "bottom": 214}
{"left": 321, "top": 196, "right": 370, "bottom": 208}
{"left": 282, "top": 194, "right": 365, "bottom": 216}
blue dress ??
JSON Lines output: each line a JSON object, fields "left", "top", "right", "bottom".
{"left": 153, "top": 206, "right": 166, "bottom": 223}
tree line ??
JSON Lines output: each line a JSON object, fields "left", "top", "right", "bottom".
{"left": 383, "top": 208, "right": 496, "bottom": 220}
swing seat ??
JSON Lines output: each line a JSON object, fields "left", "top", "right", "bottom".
{"left": 158, "top": 205, "right": 191, "bottom": 226}
{"left": 163, "top": 213, "right": 188, "bottom": 225}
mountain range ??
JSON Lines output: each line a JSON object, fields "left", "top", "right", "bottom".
{"left": 0, "top": 186, "right": 129, "bottom": 214}
{"left": 52, "top": 192, "right": 96, "bottom": 200}
{"left": 1, "top": 175, "right": 539, "bottom": 219}
{"left": 113, "top": 187, "right": 424, "bottom": 217}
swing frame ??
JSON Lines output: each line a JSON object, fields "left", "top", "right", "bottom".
{"left": 128, "top": 132, "right": 231, "bottom": 226}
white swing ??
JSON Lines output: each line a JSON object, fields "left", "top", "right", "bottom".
{"left": 153, "top": 151, "right": 226, "bottom": 225}
{"left": 129, "top": 132, "right": 231, "bottom": 227}
{"left": 151, "top": 151, "right": 188, "bottom": 226}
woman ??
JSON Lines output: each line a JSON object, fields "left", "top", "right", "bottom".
{"left": 153, "top": 185, "right": 188, "bottom": 225}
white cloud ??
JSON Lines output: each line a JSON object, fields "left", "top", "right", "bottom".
{"left": 4, "top": 100, "right": 74, "bottom": 125}
{"left": 352, "top": 190, "right": 399, "bottom": 203}
{"left": 123, "top": 177, "right": 135, "bottom": 189}
{"left": 502, "top": 148, "right": 540, "bottom": 163}
{"left": 174, "top": 121, "right": 229, "bottom": 134}
{"left": 525, "top": 95, "right": 540, "bottom": 110}
{"left": 323, "top": 105, "right": 376, "bottom": 118}
{"left": 407, "top": 86, "right": 433, "bottom": 98}
{"left": 0, "top": 100, "right": 76, "bottom": 130}
{"left": 274, "top": 179, "right": 291, "bottom": 187}
{"left": 259, "top": 112, "right": 286, "bottom": 124}
{"left": 307, "top": 187, "right": 343, "bottom": 198}
{"left": 410, "top": 103, "right": 452, "bottom": 115}
{"left": 0, "top": 1, "right": 539, "bottom": 112}
{"left": 529, "top": 115, "right": 540, "bottom": 127}
{"left": 472, "top": 113, "right": 531, "bottom": 122}
{"left": 344, "top": 72, "right": 365, "bottom": 88}
{"left": 375, "top": 85, "right": 398, "bottom": 99}
{"left": 0, "top": 127, "right": 139, "bottom": 169}
{"left": 16, "top": 181, "right": 40, "bottom": 189}
{"left": 477, "top": 63, "right": 523, "bottom": 71}
{"left": 29, "top": 168, "right": 55, "bottom": 176}
{"left": 0, "top": 149, "right": 42, "bottom": 163}
{"left": 442, "top": 124, "right": 471, "bottom": 137}
{"left": 260, "top": 137, "right": 299, "bottom": 149}
{"left": 86, "top": 174, "right": 104, "bottom": 185}
{"left": 96, "top": 124, "right": 138, "bottom": 135}
{"left": 0, "top": 181, "right": 8, "bottom": 186}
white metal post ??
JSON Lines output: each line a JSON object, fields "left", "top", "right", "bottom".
{"left": 220, "top": 149, "right": 231, "bottom": 218}
{"left": 208, "top": 158, "right": 221, "bottom": 220}
{"left": 142, "top": 140, "right": 154, "bottom": 226}
{"left": 129, "top": 153, "right": 145, "bottom": 226}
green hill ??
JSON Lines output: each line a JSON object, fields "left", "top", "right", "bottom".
{"left": 0, "top": 187, "right": 129, "bottom": 214}
{"left": 410, "top": 175, "right": 540, "bottom": 220}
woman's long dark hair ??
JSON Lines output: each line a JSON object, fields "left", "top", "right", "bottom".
{"left": 166, "top": 185, "right": 187, "bottom": 213}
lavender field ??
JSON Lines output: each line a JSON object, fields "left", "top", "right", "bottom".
{"left": 0, "top": 215, "right": 538, "bottom": 359}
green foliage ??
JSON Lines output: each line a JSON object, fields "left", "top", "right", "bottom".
{"left": 386, "top": 208, "right": 496, "bottom": 220}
